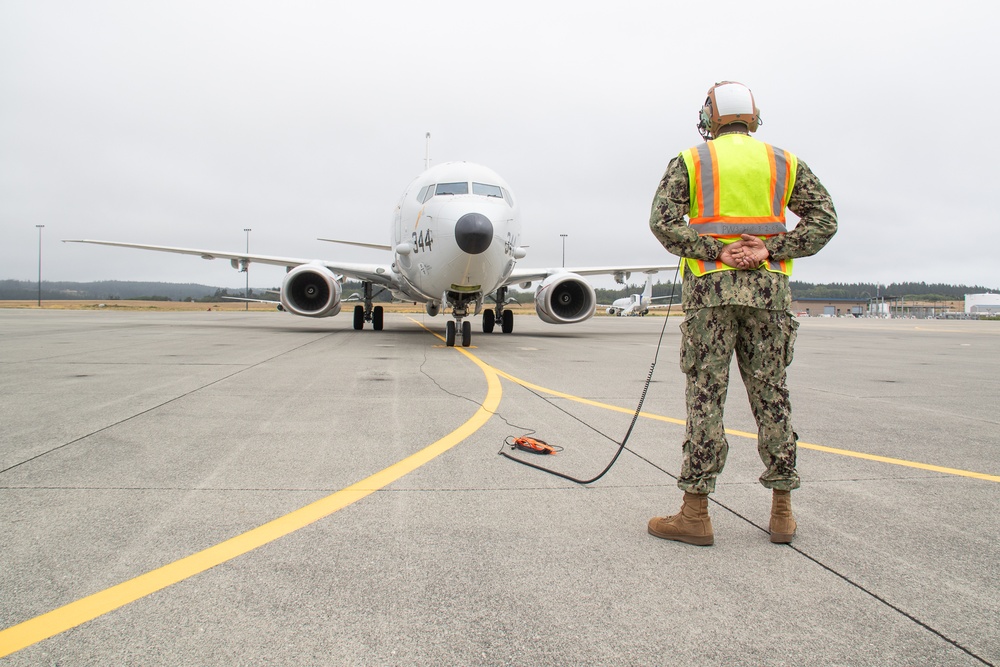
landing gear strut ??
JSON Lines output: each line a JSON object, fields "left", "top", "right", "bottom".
{"left": 446, "top": 320, "right": 472, "bottom": 347}
{"left": 483, "top": 286, "right": 514, "bottom": 335}
{"left": 445, "top": 292, "right": 474, "bottom": 347}
{"left": 353, "top": 281, "right": 384, "bottom": 331}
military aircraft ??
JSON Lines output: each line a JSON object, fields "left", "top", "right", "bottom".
{"left": 602, "top": 272, "right": 676, "bottom": 316}
{"left": 66, "top": 161, "right": 677, "bottom": 347}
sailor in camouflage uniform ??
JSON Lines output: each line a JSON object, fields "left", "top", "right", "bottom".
{"left": 647, "top": 82, "right": 837, "bottom": 546}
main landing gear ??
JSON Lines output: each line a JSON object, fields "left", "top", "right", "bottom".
{"left": 353, "top": 282, "right": 384, "bottom": 331}
{"left": 482, "top": 286, "right": 514, "bottom": 335}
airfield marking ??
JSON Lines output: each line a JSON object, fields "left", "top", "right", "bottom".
{"left": 410, "top": 318, "right": 999, "bottom": 484}
{"left": 407, "top": 317, "right": 999, "bottom": 484}
{"left": 0, "top": 331, "right": 504, "bottom": 659}
{"left": 5, "top": 322, "right": 997, "bottom": 657}
{"left": 488, "top": 369, "right": 1000, "bottom": 484}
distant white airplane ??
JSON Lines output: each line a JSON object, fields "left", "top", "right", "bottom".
{"left": 602, "top": 273, "right": 675, "bottom": 316}
{"left": 66, "top": 161, "right": 677, "bottom": 346}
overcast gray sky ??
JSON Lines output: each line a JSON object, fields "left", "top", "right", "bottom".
{"left": 2, "top": 0, "right": 998, "bottom": 292}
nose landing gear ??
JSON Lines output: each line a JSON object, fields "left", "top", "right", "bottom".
{"left": 445, "top": 294, "right": 475, "bottom": 347}
{"left": 446, "top": 319, "right": 472, "bottom": 347}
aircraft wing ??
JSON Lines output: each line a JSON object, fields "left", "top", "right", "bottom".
{"left": 505, "top": 263, "right": 679, "bottom": 285}
{"left": 62, "top": 240, "right": 396, "bottom": 286}
{"left": 221, "top": 296, "right": 281, "bottom": 304}
{"left": 317, "top": 238, "right": 393, "bottom": 251}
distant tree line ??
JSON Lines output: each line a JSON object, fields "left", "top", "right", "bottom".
{"left": 0, "top": 279, "right": 273, "bottom": 302}
{"left": 2, "top": 278, "right": 996, "bottom": 304}
{"left": 788, "top": 281, "right": 998, "bottom": 301}
{"left": 596, "top": 280, "right": 998, "bottom": 304}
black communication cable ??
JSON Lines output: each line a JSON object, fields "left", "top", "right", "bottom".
{"left": 492, "top": 278, "right": 997, "bottom": 666}
{"left": 499, "top": 266, "right": 681, "bottom": 484}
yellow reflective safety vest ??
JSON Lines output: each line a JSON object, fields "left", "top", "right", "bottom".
{"left": 679, "top": 134, "right": 797, "bottom": 277}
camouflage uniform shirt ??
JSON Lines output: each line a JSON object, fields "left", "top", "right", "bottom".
{"left": 649, "top": 151, "right": 838, "bottom": 310}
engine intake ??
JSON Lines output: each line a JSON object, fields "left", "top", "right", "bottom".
{"left": 534, "top": 273, "right": 596, "bottom": 325}
{"left": 280, "top": 264, "right": 342, "bottom": 318}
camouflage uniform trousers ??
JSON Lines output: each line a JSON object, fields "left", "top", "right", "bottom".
{"left": 678, "top": 305, "right": 800, "bottom": 494}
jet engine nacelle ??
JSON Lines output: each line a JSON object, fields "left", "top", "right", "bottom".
{"left": 534, "top": 273, "right": 596, "bottom": 325}
{"left": 280, "top": 264, "right": 342, "bottom": 318}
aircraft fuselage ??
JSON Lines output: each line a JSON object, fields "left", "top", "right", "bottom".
{"left": 390, "top": 162, "right": 522, "bottom": 315}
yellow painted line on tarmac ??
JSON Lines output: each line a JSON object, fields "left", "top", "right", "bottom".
{"left": 493, "top": 368, "right": 1000, "bottom": 484}
{"left": 493, "top": 367, "right": 684, "bottom": 426}
{"left": 795, "top": 442, "right": 1000, "bottom": 482}
{"left": 913, "top": 326, "right": 1000, "bottom": 334}
{"left": 407, "top": 320, "right": 999, "bottom": 484}
{"left": 0, "top": 326, "right": 503, "bottom": 659}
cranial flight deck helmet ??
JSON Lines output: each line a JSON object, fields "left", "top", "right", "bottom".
{"left": 697, "top": 81, "right": 762, "bottom": 140}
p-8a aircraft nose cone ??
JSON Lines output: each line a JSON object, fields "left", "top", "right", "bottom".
{"left": 454, "top": 212, "right": 493, "bottom": 255}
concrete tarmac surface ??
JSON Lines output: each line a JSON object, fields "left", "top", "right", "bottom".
{"left": 1, "top": 309, "right": 998, "bottom": 666}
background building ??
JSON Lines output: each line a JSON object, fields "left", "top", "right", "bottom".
{"left": 965, "top": 293, "right": 1000, "bottom": 315}
{"left": 790, "top": 297, "right": 867, "bottom": 317}
{"left": 790, "top": 297, "right": 964, "bottom": 318}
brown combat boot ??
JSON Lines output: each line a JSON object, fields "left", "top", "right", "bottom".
{"left": 648, "top": 492, "right": 714, "bottom": 546}
{"left": 769, "top": 489, "right": 796, "bottom": 544}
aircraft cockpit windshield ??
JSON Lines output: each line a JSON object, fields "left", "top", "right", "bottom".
{"left": 416, "top": 181, "right": 514, "bottom": 207}
{"left": 473, "top": 182, "right": 503, "bottom": 198}
{"left": 474, "top": 182, "right": 515, "bottom": 207}
{"left": 436, "top": 182, "right": 468, "bottom": 196}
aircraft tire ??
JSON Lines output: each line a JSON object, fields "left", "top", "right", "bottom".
{"left": 373, "top": 306, "right": 384, "bottom": 330}
{"left": 483, "top": 309, "right": 495, "bottom": 333}
{"left": 353, "top": 305, "right": 364, "bottom": 330}
{"left": 446, "top": 320, "right": 456, "bottom": 347}
{"left": 501, "top": 309, "right": 514, "bottom": 334}
{"left": 462, "top": 320, "right": 472, "bottom": 347}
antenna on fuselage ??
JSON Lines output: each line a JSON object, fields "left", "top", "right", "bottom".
{"left": 424, "top": 132, "right": 431, "bottom": 170}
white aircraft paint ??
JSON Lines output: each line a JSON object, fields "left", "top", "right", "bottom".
{"left": 66, "top": 161, "right": 677, "bottom": 346}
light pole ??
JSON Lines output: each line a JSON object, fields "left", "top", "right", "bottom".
{"left": 36, "top": 225, "right": 44, "bottom": 307}
{"left": 560, "top": 234, "right": 568, "bottom": 268}
{"left": 243, "top": 228, "right": 252, "bottom": 310}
